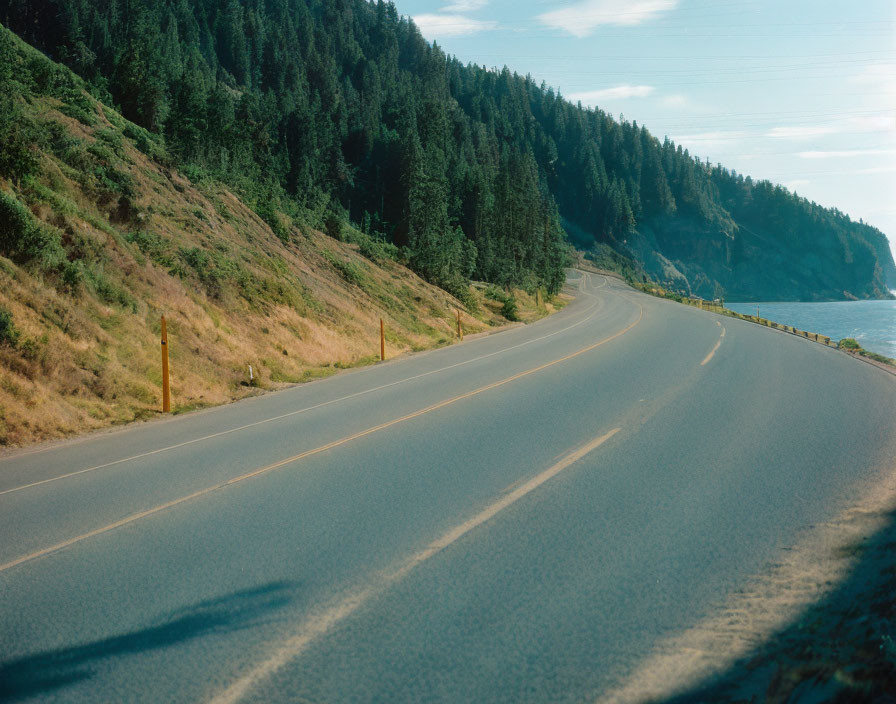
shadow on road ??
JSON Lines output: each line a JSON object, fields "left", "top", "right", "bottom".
{"left": 658, "top": 508, "right": 896, "bottom": 703}
{"left": 0, "top": 581, "right": 297, "bottom": 702}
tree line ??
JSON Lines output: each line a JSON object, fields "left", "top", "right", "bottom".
{"left": 1, "top": 0, "right": 893, "bottom": 299}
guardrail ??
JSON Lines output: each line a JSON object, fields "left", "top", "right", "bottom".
{"left": 636, "top": 286, "right": 835, "bottom": 348}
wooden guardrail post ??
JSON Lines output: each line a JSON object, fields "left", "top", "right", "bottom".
{"left": 456, "top": 309, "right": 463, "bottom": 341}
{"left": 380, "top": 318, "right": 385, "bottom": 361}
{"left": 161, "top": 315, "right": 171, "bottom": 413}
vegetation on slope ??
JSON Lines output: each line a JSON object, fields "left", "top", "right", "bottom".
{"left": 0, "top": 27, "right": 564, "bottom": 446}
{"left": 1, "top": 0, "right": 893, "bottom": 301}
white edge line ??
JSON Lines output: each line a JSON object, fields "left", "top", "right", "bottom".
{"left": 1, "top": 278, "right": 610, "bottom": 497}
{"left": 209, "top": 427, "right": 621, "bottom": 704}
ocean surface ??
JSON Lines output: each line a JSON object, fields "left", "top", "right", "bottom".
{"left": 726, "top": 298, "right": 896, "bottom": 359}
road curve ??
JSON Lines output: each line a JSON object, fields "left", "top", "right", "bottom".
{"left": 1, "top": 272, "right": 894, "bottom": 703}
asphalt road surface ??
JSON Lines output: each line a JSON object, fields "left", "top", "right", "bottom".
{"left": 1, "top": 272, "right": 894, "bottom": 703}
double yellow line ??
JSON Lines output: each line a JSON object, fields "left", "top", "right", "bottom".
{"left": 0, "top": 294, "right": 642, "bottom": 574}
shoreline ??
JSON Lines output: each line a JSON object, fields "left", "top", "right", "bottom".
{"left": 631, "top": 282, "right": 896, "bottom": 376}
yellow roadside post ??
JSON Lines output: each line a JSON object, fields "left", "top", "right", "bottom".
{"left": 380, "top": 318, "right": 385, "bottom": 361}
{"left": 160, "top": 315, "right": 171, "bottom": 413}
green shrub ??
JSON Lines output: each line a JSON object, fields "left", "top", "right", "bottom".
{"left": 180, "top": 246, "right": 224, "bottom": 297}
{"left": 254, "top": 200, "right": 289, "bottom": 243}
{"left": 43, "top": 120, "right": 81, "bottom": 161}
{"left": 484, "top": 285, "right": 504, "bottom": 302}
{"left": 127, "top": 230, "right": 173, "bottom": 267}
{"left": 175, "top": 246, "right": 246, "bottom": 299}
{"left": 481, "top": 284, "right": 515, "bottom": 317}
{"left": 839, "top": 338, "right": 861, "bottom": 350}
{"left": 356, "top": 232, "right": 399, "bottom": 263}
{"left": 61, "top": 260, "right": 84, "bottom": 290}
{"left": 0, "top": 190, "right": 34, "bottom": 253}
{"left": 0, "top": 190, "right": 66, "bottom": 268}
{"left": 501, "top": 295, "right": 519, "bottom": 321}
{"left": 322, "top": 250, "right": 364, "bottom": 286}
{"left": 58, "top": 101, "right": 95, "bottom": 126}
{"left": 125, "top": 124, "right": 159, "bottom": 158}
{"left": 324, "top": 213, "right": 344, "bottom": 241}
{"left": 860, "top": 349, "right": 896, "bottom": 366}
{"left": 0, "top": 308, "right": 18, "bottom": 346}
{"left": 84, "top": 265, "right": 133, "bottom": 308}
{"left": 0, "top": 103, "right": 40, "bottom": 182}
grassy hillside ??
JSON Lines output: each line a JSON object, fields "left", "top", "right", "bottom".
{"left": 0, "top": 29, "right": 563, "bottom": 447}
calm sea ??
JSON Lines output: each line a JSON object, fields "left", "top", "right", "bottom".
{"left": 727, "top": 298, "right": 896, "bottom": 359}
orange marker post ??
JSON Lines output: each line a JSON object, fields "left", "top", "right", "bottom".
{"left": 380, "top": 318, "right": 385, "bottom": 361}
{"left": 456, "top": 309, "right": 463, "bottom": 341}
{"left": 160, "top": 315, "right": 171, "bottom": 413}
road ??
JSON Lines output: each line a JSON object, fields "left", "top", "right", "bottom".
{"left": 1, "top": 272, "right": 894, "bottom": 703}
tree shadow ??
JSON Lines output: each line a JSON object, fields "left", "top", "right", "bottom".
{"left": 0, "top": 581, "right": 298, "bottom": 702}
{"left": 657, "top": 508, "right": 896, "bottom": 703}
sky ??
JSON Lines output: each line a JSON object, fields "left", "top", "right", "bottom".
{"left": 398, "top": 0, "right": 896, "bottom": 262}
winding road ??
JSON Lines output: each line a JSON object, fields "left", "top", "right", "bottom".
{"left": 1, "top": 271, "right": 894, "bottom": 702}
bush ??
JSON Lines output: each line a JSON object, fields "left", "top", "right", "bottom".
{"left": 87, "top": 267, "right": 134, "bottom": 309}
{"left": 322, "top": 250, "right": 364, "bottom": 286}
{"left": 127, "top": 230, "right": 173, "bottom": 267}
{"left": 0, "top": 308, "right": 18, "bottom": 346}
{"left": 179, "top": 246, "right": 225, "bottom": 298}
{"left": 324, "top": 213, "right": 344, "bottom": 241}
{"left": 0, "top": 190, "right": 34, "bottom": 253}
{"left": 501, "top": 295, "right": 519, "bottom": 321}
{"left": 0, "top": 190, "right": 66, "bottom": 268}
{"left": 0, "top": 105, "right": 40, "bottom": 182}
{"left": 254, "top": 200, "right": 289, "bottom": 243}
{"left": 61, "top": 260, "right": 84, "bottom": 290}
{"left": 860, "top": 349, "right": 896, "bottom": 366}
{"left": 839, "top": 338, "right": 861, "bottom": 350}
{"left": 356, "top": 232, "right": 399, "bottom": 263}
{"left": 482, "top": 284, "right": 517, "bottom": 319}
{"left": 484, "top": 285, "right": 504, "bottom": 302}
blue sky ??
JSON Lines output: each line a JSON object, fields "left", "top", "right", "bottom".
{"left": 399, "top": 0, "right": 896, "bottom": 261}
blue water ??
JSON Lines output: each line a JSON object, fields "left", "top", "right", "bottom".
{"left": 727, "top": 298, "right": 896, "bottom": 359}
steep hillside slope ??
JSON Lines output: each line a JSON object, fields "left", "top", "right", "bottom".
{"left": 0, "top": 29, "right": 557, "bottom": 446}
{"left": 1, "top": 0, "right": 892, "bottom": 300}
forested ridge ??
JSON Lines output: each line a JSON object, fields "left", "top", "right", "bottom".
{"left": 2, "top": 0, "right": 894, "bottom": 300}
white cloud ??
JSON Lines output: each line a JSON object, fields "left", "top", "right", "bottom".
{"left": 672, "top": 130, "right": 747, "bottom": 148}
{"left": 765, "top": 117, "right": 895, "bottom": 141}
{"left": 537, "top": 0, "right": 678, "bottom": 38}
{"left": 852, "top": 165, "right": 896, "bottom": 175}
{"left": 413, "top": 13, "right": 497, "bottom": 37}
{"left": 571, "top": 85, "right": 655, "bottom": 104}
{"left": 440, "top": 0, "right": 488, "bottom": 11}
{"left": 765, "top": 125, "right": 840, "bottom": 140}
{"left": 799, "top": 148, "right": 896, "bottom": 159}
{"left": 852, "top": 115, "right": 896, "bottom": 132}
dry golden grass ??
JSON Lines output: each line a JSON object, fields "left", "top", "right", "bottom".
{"left": 0, "top": 100, "right": 559, "bottom": 447}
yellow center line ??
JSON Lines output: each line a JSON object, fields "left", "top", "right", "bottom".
{"left": 210, "top": 427, "right": 622, "bottom": 704}
{"left": 0, "top": 278, "right": 609, "bottom": 498}
{"left": 0, "top": 296, "right": 642, "bottom": 574}
{"left": 701, "top": 326, "right": 726, "bottom": 366}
